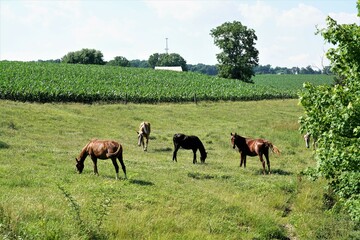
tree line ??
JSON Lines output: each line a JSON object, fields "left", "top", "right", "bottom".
{"left": 38, "top": 53, "right": 328, "bottom": 76}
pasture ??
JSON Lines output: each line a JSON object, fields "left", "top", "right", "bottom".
{"left": 0, "top": 99, "right": 357, "bottom": 239}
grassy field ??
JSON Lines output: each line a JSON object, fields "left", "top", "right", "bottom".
{"left": 0, "top": 61, "right": 333, "bottom": 103}
{"left": 0, "top": 99, "right": 357, "bottom": 239}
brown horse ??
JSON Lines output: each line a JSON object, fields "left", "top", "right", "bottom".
{"left": 137, "top": 122, "right": 151, "bottom": 151}
{"left": 230, "top": 133, "right": 280, "bottom": 175}
{"left": 75, "top": 139, "right": 126, "bottom": 179}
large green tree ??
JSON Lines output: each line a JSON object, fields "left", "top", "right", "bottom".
{"left": 107, "top": 56, "right": 130, "bottom": 67}
{"left": 62, "top": 48, "right": 104, "bottom": 65}
{"left": 299, "top": 0, "right": 360, "bottom": 222}
{"left": 148, "top": 53, "right": 188, "bottom": 71}
{"left": 210, "top": 21, "right": 259, "bottom": 83}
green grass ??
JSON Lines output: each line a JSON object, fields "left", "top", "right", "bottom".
{"left": 0, "top": 99, "right": 357, "bottom": 239}
{"left": 0, "top": 61, "right": 333, "bottom": 103}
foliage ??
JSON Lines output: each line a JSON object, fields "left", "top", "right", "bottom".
{"left": 0, "top": 61, "right": 333, "bottom": 104}
{"left": 210, "top": 21, "right": 259, "bottom": 83}
{"left": 148, "top": 52, "right": 188, "bottom": 71}
{"left": 57, "top": 184, "right": 112, "bottom": 239}
{"left": 61, "top": 48, "right": 105, "bottom": 65}
{"left": 107, "top": 56, "right": 130, "bottom": 67}
{"left": 129, "top": 59, "right": 150, "bottom": 68}
{"left": 299, "top": 1, "right": 360, "bottom": 223}
{"left": 187, "top": 63, "right": 218, "bottom": 75}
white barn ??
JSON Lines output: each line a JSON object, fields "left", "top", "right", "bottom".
{"left": 154, "top": 66, "right": 183, "bottom": 72}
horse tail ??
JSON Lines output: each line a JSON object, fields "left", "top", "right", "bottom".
{"left": 107, "top": 142, "right": 122, "bottom": 158}
{"left": 269, "top": 143, "right": 281, "bottom": 155}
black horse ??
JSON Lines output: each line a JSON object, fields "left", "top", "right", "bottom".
{"left": 172, "top": 133, "right": 207, "bottom": 164}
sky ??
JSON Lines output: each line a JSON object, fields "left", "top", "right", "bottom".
{"left": 0, "top": 0, "right": 358, "bottom": 68}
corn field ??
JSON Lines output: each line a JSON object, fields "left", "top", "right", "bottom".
{"left": 0, "top": 61, "right": 333, "bottom": 103}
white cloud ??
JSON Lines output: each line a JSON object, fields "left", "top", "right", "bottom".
{"left": 145, "top": 0, "right": 204, "bottom": 21}
{"left": 329, "top": 12, "right": 359, "bottom": 24}
{"left": 237, "top": 1, "right": 277, "bottom": 27}
{"left": 277, "top": 3, "right": 325, "bottom": 28}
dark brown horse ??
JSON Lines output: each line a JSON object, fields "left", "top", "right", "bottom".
{"left": 230, "top": 133, "right": 280, "bottom": 174}
{"left": 75, "top": 139, "right": 126, "bottom": 179}
{"left": 172, "top": 133, "right": 207, "bottom": 164}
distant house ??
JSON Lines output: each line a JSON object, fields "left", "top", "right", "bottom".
{"left": 154, "top": 66, "right": 183, "bottom": 72}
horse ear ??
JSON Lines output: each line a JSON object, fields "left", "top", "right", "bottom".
{"left": 230, "top": 133, "right": 233, "bottom": 136}
{"left": 75, "top": 158, "right": 79, "bottom": 162}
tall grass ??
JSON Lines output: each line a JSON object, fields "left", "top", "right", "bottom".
{"left": 0, "top": 99, "right": 357, "bottom": 239}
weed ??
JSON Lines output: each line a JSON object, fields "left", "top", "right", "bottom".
{"left": 57, "top": 184, "right": 113, "bottom": 239}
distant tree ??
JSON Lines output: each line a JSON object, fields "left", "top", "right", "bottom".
{"left": 210, "top": 21, "right": 259, "bottom": 82}
{"left": 187, "top": 64, "right": 218, "bottom": 75}
{"left": 37, "top": 59, "right": 61, "bottom": 63}
{"left": 148, "top": 53, "right": 188, "bottom": 71}
{"left": 62, "top": 48, "right": 104, "bottom": 65}
{"left": 107, "top": 56, "right": 130, "bottom": 67}
{"left": 130, "top": 59, "right": 150, "bottom": 68}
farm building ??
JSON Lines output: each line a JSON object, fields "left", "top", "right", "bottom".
{"left": 154, "top": 66, "right": 183, "bottom": 72}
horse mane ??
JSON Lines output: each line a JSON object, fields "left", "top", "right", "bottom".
{"left": 77, "top": 140, "right": 92, "bottom": 161}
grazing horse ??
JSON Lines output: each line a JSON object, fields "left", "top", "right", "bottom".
{"left": 230, "top": 133, "right": 280, "bottom": 175}
{"left": 75, "top": 139, "right": 127, "bottom": 180}
{"left": 304, "top": 132, "right": 317, "bottom": 150}
{"left": 137, "top": 122, "right": 151, "bottom": 151}
{"left": 172, "top": 133, "right": 207, "bottom": 164}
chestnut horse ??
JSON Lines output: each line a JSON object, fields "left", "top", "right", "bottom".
{"left": 137, "top": 122, "right": 151, "bottom": 151}
{"left": 230, "top": 133, "right": 280, "bottom": 175}
{"left": 75, "top": 139, "right": 126, "bottom": 179}
{"left": 172, "top": 133, "right": 207, "bottom": 164}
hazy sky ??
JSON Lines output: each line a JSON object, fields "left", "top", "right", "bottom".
{"left": 0, "top": 0, "right": 358, "bottom": 67}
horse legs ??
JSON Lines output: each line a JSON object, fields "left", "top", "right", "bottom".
{"left": 259, "top": 154, "right": 266, "bottom": 175}
{"left": 264, "top": 149, "right": 271, "bottom": 174}
{"left": 91, "top": 157, "right": 99, "bottom": 175}
{"left": 118, "top": 156, "right": 127, "bottom": 179}
{"left": 192, "top": 149, "right": 197, "bottom": 164}
{"left": 240, "top": 153, "right": 246, "bottom": 168}
{"left": 111, "top": 157, "right": 120, "bottom": 180}
{"left": 172, "top": 144, "right": 180, "bottom": 162}
{"left": 144, "top": 136, "right": 149, "bottom": 151}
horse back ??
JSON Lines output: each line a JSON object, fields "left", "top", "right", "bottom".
{"left": 173, "top": 134, "right": 201, "bottom": 150}
{"left": 88, "top": 140, "right": 121, "bottom": 159}
{"left": 140, "top": 122, "right": 151, "bottom": 136}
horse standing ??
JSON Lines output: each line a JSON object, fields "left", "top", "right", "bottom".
{"left": 230, "top": 133, "right": 280, "bottom": 175}
{"left": 137, "top": 122, "right": 151, "bottom": 151}
{"left": 172, "top": 133, "right": 207, "bottom": 164}
{"left": 304, "top": 132, "right": 317, "bottom": 150}
{"left": 75, "top": 139, "right": 127, "bottom": 179}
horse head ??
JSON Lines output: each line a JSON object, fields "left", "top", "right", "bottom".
{"left": 75, "top": 158, "right": 84, "bottom": 173}
{"left": 137, "top": 130, "right": 144, "bottom": 146}
{"left": 230, "top": 133, "right": 237, "bottom": 149}
{"left": 200, "top": 151, "right": 207, "bottom": 162}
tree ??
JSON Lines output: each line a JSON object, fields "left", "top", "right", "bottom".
{"left": 299, "top": 0, "right": 360, "bottom": 222}
{"left": 210, "top": 21, "right": 259, "bottom": 83}
{"left": 148, "top": 53, "right": 188, "bottom": 71}
{"left": 62, "top": 48, "right": 104, "bottom": 65}
{"left": 130, "top": 59, "right": 150, "bottom": 68}
{"left": 107, "top": 56, "right": 130, "bottom": 67}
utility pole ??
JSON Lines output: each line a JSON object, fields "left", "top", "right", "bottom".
{"left": 165, "top": 38, "right": 169, "bottom": 54}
